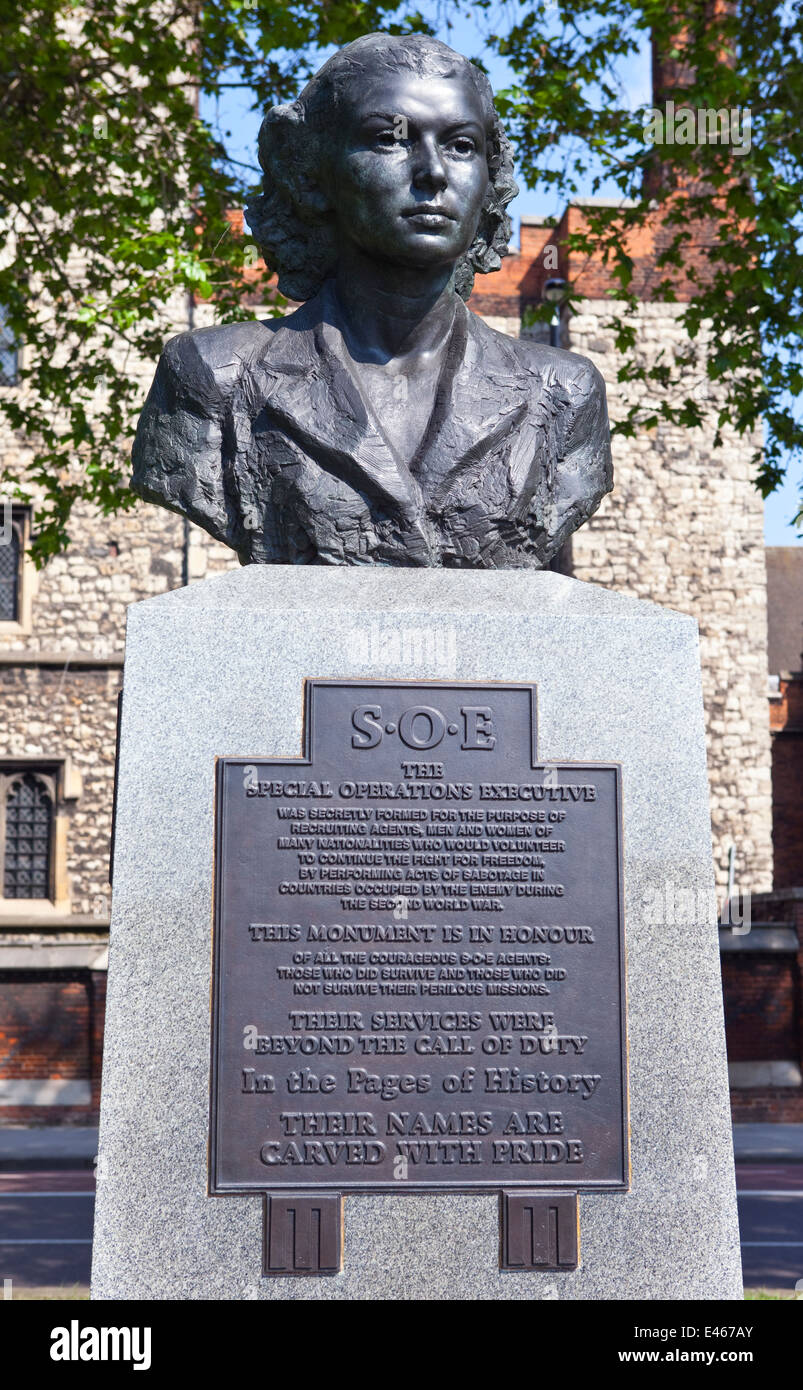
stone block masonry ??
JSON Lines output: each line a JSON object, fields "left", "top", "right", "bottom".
{"left": 569, "top": 301, "right": 773, "bottom": 896}
{"left": 0, "top": 219, "right": 778, "bottom": 1133}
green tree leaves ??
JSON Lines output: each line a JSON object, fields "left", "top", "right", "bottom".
{"left": 2, "top": 1, "right": 800, "bottom": 559}
{"left": 486, "top": 0, "right": 803, "bottom": 518}
{"left": 0, "top": 0, "right": 411, "bottom": 561}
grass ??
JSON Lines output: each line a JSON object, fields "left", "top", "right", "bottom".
{"left": 5, "top": 1284, "right": 90, "bottom": 1300}
{"left": 744, "top": 1288, "right": 799, "bottom": 1300}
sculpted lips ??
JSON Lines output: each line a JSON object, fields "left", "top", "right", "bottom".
{"left": 402, "top": 204, "right": 456, "bottom": 226}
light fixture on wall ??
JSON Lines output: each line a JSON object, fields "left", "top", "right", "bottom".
{"left": 543, "top": 277, "right": 569, "bottom": 348}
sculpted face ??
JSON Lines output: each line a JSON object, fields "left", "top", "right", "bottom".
{"left": 326, "top": 70, "right": 491, "bottom": 270}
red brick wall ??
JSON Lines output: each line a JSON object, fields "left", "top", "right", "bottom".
{"left": 89, "top": 969, "right": 106, "bottom": 1114}
{"left": 750, "top": 892, "right": 803, "bottom": 928}
{"left": 0, "top": 1105, "right": 96, "bottom": 1124}
{"left": 0, "top": 971, "right": 89, "bottom": 1078}
{"left": 466, "top": 205, "right": 725, "bottom": 326}
{"left": 469, "top": 221, "right": 555, "bottom": 318}
{"left": 721, "top": 955, "right": 799, "bottom": 1062}
{"left": 0, "top": 968, "right": 106, "bottom": 1126}
{"left": 723, "top": 891, "right": 803, "bottom": 1123}
{"left": 730, "top": 1089, "right": 803, "bottom": 1123}
{"left": 770, "top": 676, "right": 803, "bottom": 890}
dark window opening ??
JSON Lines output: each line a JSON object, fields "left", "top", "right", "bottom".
{"left": 0, "top": 307, "right": 18, "bottom": 386}
{"left": 3, "top": 773, "right": 53, "bottom": 899}
{"left": 0, "top": 517, "right": 21, "bottom": 621}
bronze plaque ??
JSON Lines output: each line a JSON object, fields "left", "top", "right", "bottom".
{"left": 210, "top": 681, "right": 628, "bottom": 1194}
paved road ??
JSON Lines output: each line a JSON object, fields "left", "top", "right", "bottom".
{"left": 0, "top": 1163, "right": 801, "bottom": 1292}
{"left": 0, "top": 1170, "right": 94, "bottom": 1290}
{"left": 735, "top": 1164, "right": 803, "bottom": 1292}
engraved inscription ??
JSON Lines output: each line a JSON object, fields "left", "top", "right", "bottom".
{"left": 210, "top": 682, "right": 627, "bottom": 1193}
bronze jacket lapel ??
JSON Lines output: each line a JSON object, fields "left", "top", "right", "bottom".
{"left": 132, "top": 282, "right": 603, "bottom": 567}
{"left": 250, "top": 290, "right": 425, "bottom": 529}
{"left": 252, "top": 290, "right": 561, "bottom": 532}
{"left": 414, "top": 302, "right": 552, "bottom": 519}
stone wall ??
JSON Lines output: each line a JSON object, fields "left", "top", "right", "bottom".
{"left": 1, "top": 500, "right": 239, "bottom": 658}
{"left": 569, "top": 300, "right": 773, "bottom": 895}
{"left": 0, "top": 298, "right": 776, "bottom": 913}
{"left": 0, "top": 664, "right": 119, "bottom": 918}
{"left": 0, "top": 503, "right": 239, "bottom": 925}
{"left": 0, "top": 491, "right": 238, "bottom": 1121}
{"left": 0, "top": 251, "right": 778, "bottom": 1126}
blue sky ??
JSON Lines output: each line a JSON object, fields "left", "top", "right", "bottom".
{"left": 203, "top": 5, "right": 801, "bottom": 545}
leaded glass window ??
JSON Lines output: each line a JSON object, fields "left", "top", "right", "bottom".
{"left": 3, "top": 773, "right": 53, "bottom": 898}
{"left": 0, "top": 521, "right": 20, "bottom": 621}
{"left": 0, "top": 307, "right": 17, "bottom": 386}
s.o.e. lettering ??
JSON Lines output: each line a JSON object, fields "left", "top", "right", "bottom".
{"left": 352, "top": 704, "right": 495, "bottom": 752}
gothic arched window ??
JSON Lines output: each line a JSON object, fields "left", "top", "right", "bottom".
{"left": 2, "top": 772, "right": 54, "bottom": 899}
{"left": 0, "top": 518, "right": 21, "bottom": 622}
{"left": 0, "top": 305, "right": 17, "bottom": 386}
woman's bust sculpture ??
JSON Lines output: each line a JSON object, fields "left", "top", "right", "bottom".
{"left": 132, "top": 32, "right": 612, "bottom": 567}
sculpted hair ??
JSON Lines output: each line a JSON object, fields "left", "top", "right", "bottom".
{"left": 245, "top": 32, "right": 518, "bottom": 302}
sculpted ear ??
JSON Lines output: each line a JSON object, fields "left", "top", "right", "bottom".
{"left": 295, "top": 140, "right": 335, "bottom": 220}
{"left": 298, "top": 181, "right": 332, "bottom": 219}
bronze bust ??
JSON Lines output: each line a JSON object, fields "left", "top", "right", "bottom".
{"left": 132, "top": 32, "right": 612, "bottom": 567}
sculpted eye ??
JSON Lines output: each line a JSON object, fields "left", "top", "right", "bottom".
{"left": 447, "top": 135, "right": 478, "bottom": 156}
{"left": 373, "top": 129, "right": 406, "bottom": 150}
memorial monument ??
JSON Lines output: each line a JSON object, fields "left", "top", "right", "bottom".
{"left": 92, "top": 32, "right": 742, "bottom": 1299}
{"left": 130, "top": 32, "right": 611, "bottom": 569}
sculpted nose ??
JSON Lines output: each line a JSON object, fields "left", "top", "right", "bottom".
{"left": 412, "top": 135, "right": 447, "bottom": 193}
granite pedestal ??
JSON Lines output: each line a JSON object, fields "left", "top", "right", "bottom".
{"left": 91, "top": 567, "right": 742, "bottom": 1300}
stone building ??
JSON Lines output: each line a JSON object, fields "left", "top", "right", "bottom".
{"left": 471, "top": 209, "right": 774, "bottom": 899}
{"left": 0, "top": 323, "right": 240, "bottom": 1123}
{"left": 0, "top": 205, "right": 785, "bottom": 1128}
{"left": 719, "top": 549, "right": 803, "bottom": 1123}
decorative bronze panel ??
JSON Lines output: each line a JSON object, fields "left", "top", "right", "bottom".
{"left": 500, "top": 1190, "right": 579, "bottom": 1271}
{"left": 210, "top": 681, "right": 628, "bottom": 1196}
{"left": 263, "top": 1193, "right": 342, "bottom": 1276}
